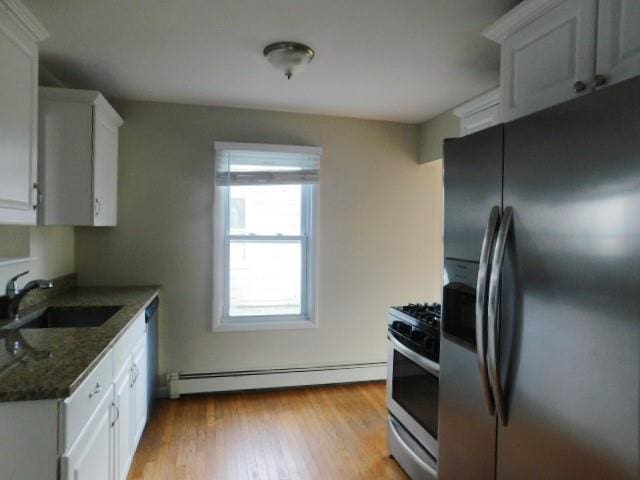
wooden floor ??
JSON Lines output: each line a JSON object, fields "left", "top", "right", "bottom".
{"left": 128, "top": 381, "right": 408, "bottom": 480}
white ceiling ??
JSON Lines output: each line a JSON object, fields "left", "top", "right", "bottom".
{"left": 24, "top": 0, "right": 518, "bottom": 123}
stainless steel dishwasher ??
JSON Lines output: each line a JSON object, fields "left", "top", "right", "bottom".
{"left": 145, "top": 297, "right": 159, "bottom": 412}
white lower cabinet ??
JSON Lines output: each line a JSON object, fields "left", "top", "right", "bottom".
{"left": 131, "top": 334, "right": 148, "bottom": 448}
{"left": 62, "top": 312, "right": 148, "bottom": 480}
{"left": 61, "top": 385, "right": 115, "bottom": 480}
{"left": 0, "top": 308, "right": 152, "bottom": 480}
{"left": 114, "top": 358, "right": 133, "bottom": 480}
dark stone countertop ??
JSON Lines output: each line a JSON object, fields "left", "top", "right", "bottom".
{"left": 0, "top": 286, "right": 159, "bottom": 402}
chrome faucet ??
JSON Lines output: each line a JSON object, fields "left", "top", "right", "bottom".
{"left": 4, "top": 271, "right": 53, "bottom": 321}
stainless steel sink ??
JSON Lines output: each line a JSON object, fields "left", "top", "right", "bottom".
{"left": 20, "top": 306, "right": 123, "bottom": 329}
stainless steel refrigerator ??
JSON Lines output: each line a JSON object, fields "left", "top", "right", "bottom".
{"left": 439, "top": 75, "right": 640, "bottom": 480}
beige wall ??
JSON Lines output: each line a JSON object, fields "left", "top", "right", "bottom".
{"left": 0, "top": 226, "right": 75, "bottom": 287}
{"left": 74, "top": 100, "right": 443, "bottom": 378}
{"left": 418, "top": 108, "right": 459, "bottom": 164}
{"left": 29, "top": 227, "right": 75, "bottom": 279}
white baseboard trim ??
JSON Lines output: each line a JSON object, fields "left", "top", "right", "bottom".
{"left": 167, "top": 362, "right": 387, "bottom": 399}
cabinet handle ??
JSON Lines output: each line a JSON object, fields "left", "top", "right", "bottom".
{"left": 573, "top": 81, "right": 587, "bottom": 93}
{"left": 130, "top": 365, "right": 136, "bottom": 387}
{"left": 95, "top": 198, "right": 101, "bottom": 216}
{"left": 89, "top": 382, "right": 102, "bottom": 398}
{"left": 593, "top": 74, "right": 607, "bottom": 88}
{"left": 131, "top": 363, "right": 139, "bottom": 386}
{"left": 111, "top": 402, "right": 120, "bottom": 427}
{"left": 33, "top": 183, "right": 42, "bottom": 210}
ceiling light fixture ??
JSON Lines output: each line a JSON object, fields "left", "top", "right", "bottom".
{"left": 263, "top": 41, "right": 315, "bottom": 80}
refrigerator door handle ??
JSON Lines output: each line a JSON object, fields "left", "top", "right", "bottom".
{"left": 475, "top": 206, "right": 500, "bottom": 416}
{"left": 487, "top": 206, "right": 513, "bottom": 426}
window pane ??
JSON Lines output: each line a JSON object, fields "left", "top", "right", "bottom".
{"left": 229, "top": 184, "right": 302, "bottom": 235}
{"left": 229, "top": 241, "right": 302, "bottom": 317}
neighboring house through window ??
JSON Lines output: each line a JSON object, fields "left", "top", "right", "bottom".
{"left": 213, "top": 142, "right": 321, "bottom": 331}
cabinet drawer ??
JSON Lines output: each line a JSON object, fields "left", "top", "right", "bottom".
{"left": 113, "top": 311, "right": 146, "bottom": 375}
{"left": 61, "top": 384, "right": 114, "bottom": 480}
{"left": 63, "top": 349, "right": 114, "bottom": 450}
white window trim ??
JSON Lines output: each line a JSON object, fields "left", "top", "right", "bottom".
{"left": 212, "top": 143, "right": 319, "bottom": 332}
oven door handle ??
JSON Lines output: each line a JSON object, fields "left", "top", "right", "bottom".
{"left": 487, "top": 206, "right": 513, "bottom": 427}
{"left": 388, "top": 333, "right": 440, "bottom": 377}
{"left": 475, "top": 206, "right": 500, "bottom": 416}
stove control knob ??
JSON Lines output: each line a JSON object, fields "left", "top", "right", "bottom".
{"left": 399, "top": 323, "right": 412, "bottom": 336}
{"left": 391, "top": 321, "right": 410, "bottom": 334}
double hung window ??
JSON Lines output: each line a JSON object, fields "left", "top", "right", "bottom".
{"left": 214, "top": 142, "right": 320, "bottom": 330}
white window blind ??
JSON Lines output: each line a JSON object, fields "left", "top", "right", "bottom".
{"left": 215, "top": 142, "right": 321, "bottom": 186}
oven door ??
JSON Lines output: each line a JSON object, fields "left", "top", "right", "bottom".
{"left": 387, "top": 332, "right": 439, "bottom": 459}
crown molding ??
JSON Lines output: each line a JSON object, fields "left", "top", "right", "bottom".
{"left": 483, "top": 0, "right": 564, "bottom": 43}
{"left": 454, "top": 88, "right": 500, "bottom": 118}
{"left": 0, "top": 0, "right": 49, "bottom": 42}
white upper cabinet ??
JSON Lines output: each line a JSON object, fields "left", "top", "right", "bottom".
{"left": 0, "top": 0, "right": 48, "bottom": 224}
{"left": 485, "top": 0, "right": 598, "bottom": 121}
{"left": 38, "top": 87, "right": 123, "bottom": 226}
{"left": 453, "top": 88, "right": 501, "bottom": 136}
{"left": 596, "top": 0, "right": 640, "bottom": 88}
{"left": 93, "top": 106, "right": 120, "bottom": 226}
{"left": 485, "top": 0, "right": 640, "bottom": 121}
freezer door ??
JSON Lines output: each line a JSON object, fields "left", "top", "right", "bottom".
{"left": 439, "top": 125, "right": 503, "bottom": 480}
{"left": 443, "top": 126, "right": 503, "bottom": 262}
{"left": 497, "top": 76, "right": 640, "bottom": 479}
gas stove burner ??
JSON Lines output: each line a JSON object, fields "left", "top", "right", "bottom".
{"left": 388, "top": 301, "right": 441, "bottom": 363}
{"left": 395, "top": 302, "right": 441, "bottom": 319}
{"left": 390, "top": 302, "right": 442, "bottom": 332}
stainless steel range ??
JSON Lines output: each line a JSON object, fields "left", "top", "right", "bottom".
{"left": 387, "top": 303, "right": 440, "bottom": 479}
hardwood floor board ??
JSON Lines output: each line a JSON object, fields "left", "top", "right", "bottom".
{"left": 291, "top": 389, "right": 340, "bottom": 480}
{"left": 256, "top": 392, "right": 295, "bottom": 480}
{"left": 284, "top": 392, "right": 313, "bottom": 480}
{"left": 238, "top": 393, "right": 270, "bottom": 480}
{"left": 129, "top": 381, "right": 408, "bottom": 480}
{"left": 313, "top": 386, "right": 371, "bottom": 479}
{"left": 319, "top": 386, "right": 374, "bottom": 478}
{"left": 302, "top": 388, "right": 352, "bottom": 478}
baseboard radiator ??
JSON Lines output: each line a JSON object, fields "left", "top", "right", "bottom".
{"left": 167, "top": 361, "right": 387, "bottom": 399}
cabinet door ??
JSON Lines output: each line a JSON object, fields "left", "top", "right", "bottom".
{"left": 62, "top": 385, "right": 114, "bottom": 480}
{"left": 131, "top": 333, "right": 148, "bottom": 450}
{"left": 38, "top": 100, "right": 94, "bottom": 225}
{"left": 596, "top": 0, "right": 640, "bottom": 87}
{"left": 93, "top": 107, "right": 118, "bottom": 226}
{"left": 114, "top": 359, "right": 133, "bottom": 480}
{"left": 0, "top": 9, "right": 38, "bottom": 224}
{"left": 500, "top": 0, "right": 598, "bottom": 121}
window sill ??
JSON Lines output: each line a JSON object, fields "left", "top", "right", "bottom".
{"left": 213, "top": 317, "right": 317, "bottom": 332}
